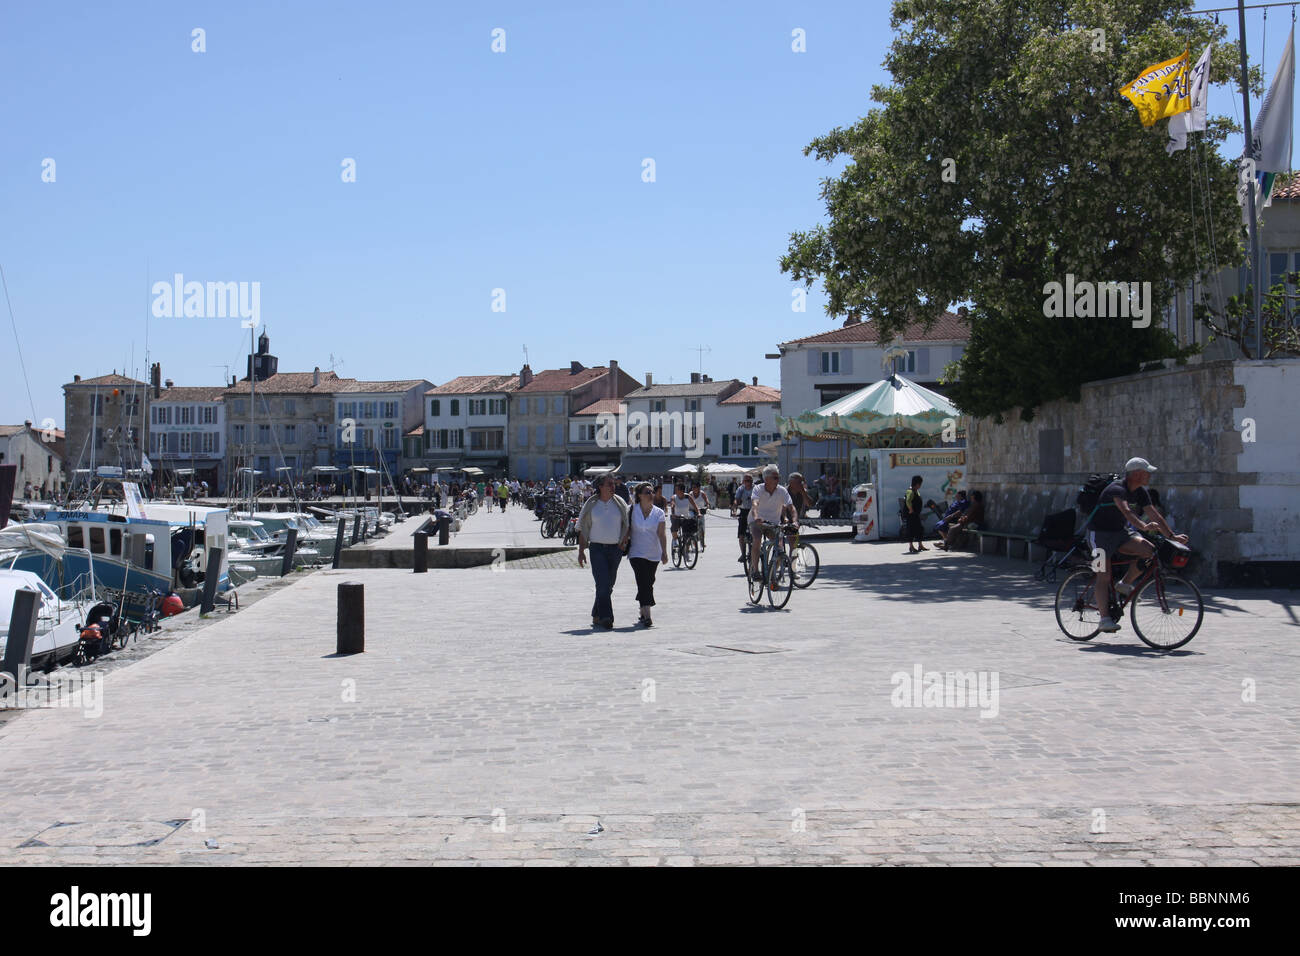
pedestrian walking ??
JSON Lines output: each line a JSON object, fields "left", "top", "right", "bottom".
{"left": 624, "top": 482, "right": 668, "bottom": 626}
{"left": 905, "top": 474, "right": 928, "bottom": 553}
{"left": 577, "top": 474, "right": 630, "bottom": 629}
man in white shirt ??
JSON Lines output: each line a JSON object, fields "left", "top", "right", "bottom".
{"left": 748, "top": 464, "right": 797, "bottom": 578}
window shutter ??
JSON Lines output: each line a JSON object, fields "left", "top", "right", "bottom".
{"left": 553, "top": 424, "right": 564, "bottom": 446}
{"left": 917, "top": 348, "right": 930, "bottom": 376}
{"left": 722, "top": 434, "right": 729, "bottom": 455}
{"left": 807, "top": 350, "right": 819, "bottom": 376}
{"left": 840, "top": 350, "right": 853, "bottom": 375}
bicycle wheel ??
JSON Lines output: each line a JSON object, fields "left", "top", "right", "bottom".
{"left": 747, "top": 562, "right": 764, "bottom": 605}
{"left": 766, "top": 551, "right": 794, "bottom": 609}
{"left": 1131, "top": 573, "right": 1203, "bottom": 650}
{"left": 1054, "top": 569, "right": 1101, "bottom": 640}
{"left": 684, "top": 536, "right": 699, "bottom": 569}
{"left": 791, "top": 542, "right": 819, "bottom": 588}
{"left": 672, "top": 537, "right": 682, "bottom": 567}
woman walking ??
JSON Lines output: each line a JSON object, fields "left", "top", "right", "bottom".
{"left": 623, "top": 483, "right": 668, "bottom": 626}
{"left": 577, "top": 474, "right": 630, "bottom": 629}
{"left": 905, "top": 474, "right": 928, "bottom": 553}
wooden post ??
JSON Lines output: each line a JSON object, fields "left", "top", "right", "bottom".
{"left": 280, "top": 528, "right": 298, "bottom": 577}
{"left": 414, "top": 531, "right": 429, "bottom": 573}
{"left": 351, "top": 514, "right": 361, "bottom": 545}
{"left": 2, "top": 588, "right": 40, "bottom": 682}
{"left": 200, "top": 548, "right": 223, "bottom": 614}
{"left": 331, "top": 520, "right": 345, "bottom": 570}
{"left": 337, "top": 582, "right": 364, "bottom": 654}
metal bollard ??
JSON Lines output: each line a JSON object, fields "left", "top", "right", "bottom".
{"left": 280, "top": 528, "right": 298, "bottom": 577}
{"left": 2, "top": 588, "right": 39, "bottom": 683}
{"left": 414, "top": 531, "right": 429, "bottom": 573}
{"left": 438, "top": 514, "right": 450, "bottom": 546}
{"left": 337, "top": 582, "right": 364, "bottom": 654}
{"left": 332, "top": 520, "right": 346, "bottom": 569}
{"left": 351, "top": 514, "right": 361, "bottom": 545}
{"left": 200, "top": 548, "right": 223, "bottom": 614}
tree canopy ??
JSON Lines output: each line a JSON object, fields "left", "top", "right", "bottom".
{"left": 781, "top": 0, "right": 1251, "bottom": 419}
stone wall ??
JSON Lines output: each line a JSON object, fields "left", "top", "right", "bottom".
{"left": 967, "top": 359, "right": 1299, "bottom": 586}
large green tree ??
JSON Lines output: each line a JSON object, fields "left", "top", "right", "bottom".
{"left": 781, "top": 0, "right": 1250, "bottom": 419}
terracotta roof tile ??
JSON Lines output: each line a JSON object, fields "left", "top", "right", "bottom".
{"left": 516, "top": 366, "right": 609, "bottom": 393}
{"left": 781, "top": 311, "right": 968, "bottom": 348}
{"left": 225, "top": 372, "right": 354, "bottom": 394}
{"left": 334, "top": 379, "right": 432, "bottom": 394}
{"left": 427, "top": 375, "right": 521, "bottom": 395}
{"left": 624, "top": 380, "right": 741, "bottom": 399}
{"left": 64, "top": 373, "right": 148, "bottom": 388}
{"left": 154, "top": 386, "right": 228, "bottom": 402}
{"left": 1272, "top": 173, "right": 1300, "bottom": 199}
{"left": 720, "top": 385, "right": 781, "bottom": 405}
{"left": 573, "top": 399, "right": 623, "bottom": 416}
{"left": 0, "top": 424, "right": 26, "bottom": 437}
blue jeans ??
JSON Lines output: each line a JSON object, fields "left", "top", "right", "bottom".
{"left": 588, "top": 543, "right": 623, "bottom": 622}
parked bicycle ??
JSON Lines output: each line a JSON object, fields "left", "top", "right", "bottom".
{"left": 1053, "top": 534, "right": 1203, "bottom": 650}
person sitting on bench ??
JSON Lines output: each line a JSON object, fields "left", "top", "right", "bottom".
{"left": 943, "top": 490, "right": 983, "bottom": 550}
{"left": 934, "top": 490, "right": 970, "bottom": 550}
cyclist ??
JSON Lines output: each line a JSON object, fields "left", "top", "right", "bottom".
{"left": 688, "top": 482, "right": 709, "bottom": 550}
{"left": 731, "top": 472, "right": 754, "bottom": 564}
{"left": 1088, "top": 457, "right": 1188, "bottom": 633}
{"left": 748, "top": 464, "right": 797, "bottom": 579}
{"left": 669, "top": 482, "right": 700, "bottom": 552}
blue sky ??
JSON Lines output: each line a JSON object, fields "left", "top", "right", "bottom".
{"left": 0, "top": 1, "right": 1290, "bottom": 429}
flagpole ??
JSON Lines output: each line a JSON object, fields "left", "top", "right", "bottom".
{"left": 1238, "top": 0, "right": 1265, "bottom": 358}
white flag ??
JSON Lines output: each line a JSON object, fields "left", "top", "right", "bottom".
{"left": 1252, "top": 27, "right": 1294, "bottom": 172}
{"left": 1167, "top": 44, "right": 1212, "bottom": 154}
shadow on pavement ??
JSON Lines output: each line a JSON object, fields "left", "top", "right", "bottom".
{"left": 814, "top": 553, "right": 1059, "bottom": 607}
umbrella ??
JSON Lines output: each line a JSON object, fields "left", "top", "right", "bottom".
{"left": 705, "top": 462, "right": 747, "bottom": 476}
{"left": 667, "top": 463, "right": 699, "bottom": 474}
{"left": 776, "top": 374, "right": 961, "bottom": 443}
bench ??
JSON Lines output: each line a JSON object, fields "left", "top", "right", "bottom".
{"left": 967, "top": 528, "right": 1046, "bottom": 562}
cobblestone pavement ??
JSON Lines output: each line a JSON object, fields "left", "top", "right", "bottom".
{"left": 0, "top": 540, "right": 1295, "bottom": 865}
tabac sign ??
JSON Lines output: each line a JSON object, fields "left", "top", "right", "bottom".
{"left": 888, "top": 450, "right": 965, "bottom": 468}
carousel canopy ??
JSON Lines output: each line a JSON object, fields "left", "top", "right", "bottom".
{"left": 777, "top": 374, "right": 961, "bottom": 441}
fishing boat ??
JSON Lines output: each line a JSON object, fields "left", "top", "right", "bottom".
{"left": 0, "top": 569, "right": 87, "bottom": 671}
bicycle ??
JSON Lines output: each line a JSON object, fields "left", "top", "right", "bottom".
{"left": 783, "top": 521, "right": 820, "bottom": 588}
{"left": 745, "top": 523, "right": 794, "bottom": 609}
{"left": 1053, "top": 534, "right": 1203, "bottom": 650}
{"left": 671, "top": 517, "right": 700, "bottom": 570}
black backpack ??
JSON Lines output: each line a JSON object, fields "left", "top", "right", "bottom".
{"left": 1077, "top": 473, "right": 1121, "bottom": 513}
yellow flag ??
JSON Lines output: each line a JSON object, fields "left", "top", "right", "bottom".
{"left": 1120, "top": 50, "right": 1192, "bottom": 127}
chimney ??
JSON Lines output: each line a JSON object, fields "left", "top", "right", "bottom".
{"left": 520, "top": 364, "right": 533, "bottom": 388}
{"left": 23, "top": 419, "right": 32, "bottom": 428}
{"left": 570, "top": 361, "right": 584, "bottom": 375}
{"left": 230, "top": 376, "right": 236, "bottom": 387}
{"left": 151, "top": 362, "right": 161, "bottom": 398}
{"left": 74, "top": 374, "right": 81, "bottom": 383}
{"left": 958, "top": 306, "right": 969, "bottom": 318}
{"left": 645, "top": 372, "right": 652, "bottom": 388}
{"left": 608, "top": 360, "right": 619, "bottom": 399}
{"left": 690, "top": 372, "right": 701, "bottom": 384}
{"left": 313, "top": 366, "right": 321, "bottom": 387}
{"left": 844, "top": 311, "right": 862, "bottom": 327}
{"left": 164, "top": 379, "right": 174, "bottom": 389}
{"left": 752, "top": 376, "right": 758, "bottom": 386}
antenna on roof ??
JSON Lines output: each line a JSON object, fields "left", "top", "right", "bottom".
{"left": 329, "top": 353, "right": 345, "bottom": 373}
{"left": 522, "top": 344, "right": 529, "bottom": 366}
{"left": 690, "top": 344, "right": 711, "bottom": 375}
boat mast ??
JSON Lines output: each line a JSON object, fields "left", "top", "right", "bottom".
{"left": 1238, "top": 0, "right": 1265, "bottom": 357}
{"left": 248, "top": 323, "right": 255, "bottom": 516}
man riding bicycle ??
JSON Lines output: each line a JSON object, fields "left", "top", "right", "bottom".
{"left": 669, "top": 482, "right": 700, "bottom": 550}
{"left": 1088, "top": 456, "right": 1189, "bottom": 633}
{"left": 748, "top": 464, "right": 798, "bottom": 578}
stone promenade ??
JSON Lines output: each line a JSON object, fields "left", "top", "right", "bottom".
{"left": 0, "top": 537, "right": 1296, "bottom": 865}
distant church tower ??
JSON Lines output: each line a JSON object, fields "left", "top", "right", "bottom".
{"left": 247, "top": 329, "right": 279, "bottom": 382}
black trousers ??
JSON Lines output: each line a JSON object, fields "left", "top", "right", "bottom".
{"left": 630, "top": 557, "right": 659, "bottom": 607}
